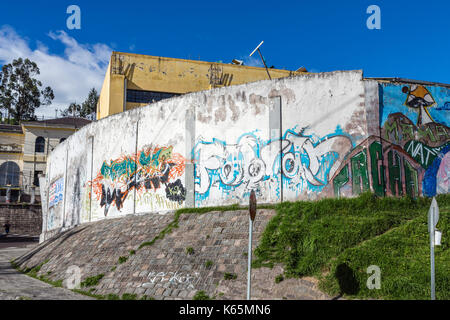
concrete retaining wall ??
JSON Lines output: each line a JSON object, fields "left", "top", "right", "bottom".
{"left": 40, "top": 71, "right": 450, "bottom": 242}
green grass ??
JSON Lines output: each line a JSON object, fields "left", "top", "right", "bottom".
{"left": 193, "top": 290, "right": 211, "bottom": 300}
{"left": 318, "top": 204, "right": 450, "bottom": 300}
{"left": 275, "top": 274, "right": 284, "bottom": 284}
{"left": 205, "top": 260, "right": 214, "bottom": 268}
{"left": 80, "top": 274, "right": 104, "bottom": 288}
{"left": 252, "top": 192, "right": 450, "bottom": 299}
{"left": 223, "top": 272, "right": 237, "bottom": 280}
{"left": 118, "top": 256, "right": 128, "bottom": 264}
{"left": 121, "top": 293, "right": 138, "bottom": 300}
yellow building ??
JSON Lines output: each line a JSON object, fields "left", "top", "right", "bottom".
{"left": 97, "top": 51, "right": 306, "bottom": 120}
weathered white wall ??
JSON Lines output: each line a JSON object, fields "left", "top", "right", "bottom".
{"left": 41, "top": 70, "right": 376, "bottom": 241}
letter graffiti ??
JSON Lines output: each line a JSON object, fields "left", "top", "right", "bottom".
{"left": 88, "top": 145, "right": 186, "bottom": 216}
{"left": 142, "top": 271, "right": 201, "bottom": 290}
{"left": 192, "top": 126, "right": 354, "bottom": 201}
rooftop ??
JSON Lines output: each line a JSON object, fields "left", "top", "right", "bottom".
{"left": 22, "top": 117, "right": 92, "bottom": 129}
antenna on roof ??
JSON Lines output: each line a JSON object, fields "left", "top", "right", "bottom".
{"left": 249, "top": 41, "right": 271, "bottom": 80}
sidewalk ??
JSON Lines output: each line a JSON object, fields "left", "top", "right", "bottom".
{"left": 0, "top": 242, "right": 94, "bottom": 300}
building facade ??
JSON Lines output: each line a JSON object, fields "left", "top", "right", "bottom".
{"left": 97, "top": 52, "right": 306, "bottom": 119}
{"left": 0, "top": 117, "right": 91, "bottom": 203}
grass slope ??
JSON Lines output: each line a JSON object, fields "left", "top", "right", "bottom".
{"left": 253, "top": 192, "right": 449, "bottom": 299}
{"left": 319, "top": 203, "right": 449, "bottom": 299}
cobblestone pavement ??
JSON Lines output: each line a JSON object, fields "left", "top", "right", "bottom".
{"left": 0, "top": 242, "right": 93, "bottom": 300}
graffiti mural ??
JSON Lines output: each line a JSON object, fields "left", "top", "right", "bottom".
{"left": 192, "top": 126, "right": 354, "bottom": 204}
{"left": 88, "top": 145, "right": 186, "bottom": 216}
{"left": 333, "top": 83, "right": 450, "bottom": 198}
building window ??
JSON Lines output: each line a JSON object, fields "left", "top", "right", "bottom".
{"left": 0, "top": 161, "right": 20, "bottom": 187}
{"left": 35, "top": 136, "right": 45, "bottom": 153}
{"left": 33, "top": 170, "right": 43, "bottom": 187}
{"left": 126, "top": 89, "right": 179, "bottom": 104}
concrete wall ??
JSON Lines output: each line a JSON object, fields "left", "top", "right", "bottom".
{"left": 40, "top": 71, "right": 450, "bottom": 242}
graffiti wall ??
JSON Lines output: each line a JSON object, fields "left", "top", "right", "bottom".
{"left": 40, "top": 72, "right": 450, "bottom": 242}
{"left": 332, "top": 83, "right": 450, "bottom": 198}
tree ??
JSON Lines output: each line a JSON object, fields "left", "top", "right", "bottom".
{"left": 0, "top": 58, "right": 54, "bottom": 122}
{"left": 80, "top": 88, "right": 98, "bottom": 118}
{"left": 61, "top": 102, "right": 81, "bottom": 117}
{"left": 61, "top": 87, "right": 98, "bottom": 119}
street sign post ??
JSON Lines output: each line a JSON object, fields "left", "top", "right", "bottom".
{"left": 247, "top": 190, "right": 256, "bottom": 300}
{"left": 428, "top": 197, "right": 440, "bottom": 300}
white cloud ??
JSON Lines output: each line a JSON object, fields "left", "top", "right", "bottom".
{"left": 242, "top": 55, "right": 264, "bottom": 68}
{"left": 0, "top": 25, "right": 111, "bottom": 118}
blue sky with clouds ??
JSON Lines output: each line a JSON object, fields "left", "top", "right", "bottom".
{"left": 0, "top": 0, "right": 449, "bottom": 117}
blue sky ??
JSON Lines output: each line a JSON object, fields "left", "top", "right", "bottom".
{"left": 0, "top": 0, "right": 449, "bottom": 117}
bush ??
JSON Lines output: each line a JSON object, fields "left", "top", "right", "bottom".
{"left": 275, "top": 274, "right": 284, "bottom": 284}
{"left": 80, "top": 274, "right": 104, "bottom": 288}
{"left": 224, "top": 273, "right": 237, "bottom": 280}
{"left": 193, "top": 291, "right": 211, "bottom": 300}
{"left": 118, "top": 256, "right": 128, "bottom": 264}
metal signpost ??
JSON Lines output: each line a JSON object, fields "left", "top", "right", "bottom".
{"left": 247, "top": 190, "right": 257, "bottom": 300}
{"left": 428, "top": 197, "right": 440, "bottom": 300}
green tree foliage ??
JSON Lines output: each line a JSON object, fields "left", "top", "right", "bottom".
{"left": 0, "top": 58, "right": 54, "bottom": 123}
{"left": 62, "top": 87, "right": 98, "bottom": 119}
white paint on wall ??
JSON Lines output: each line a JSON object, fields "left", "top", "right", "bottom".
{"left": 41, "top": 70, "right": 377, "bottom": 240}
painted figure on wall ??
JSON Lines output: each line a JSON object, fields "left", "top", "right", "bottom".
{"left": 333, "top": 83, "right": 450, "bottom": 198}
{"left": 402, "top": 85, "right": 436, "bottom": 126}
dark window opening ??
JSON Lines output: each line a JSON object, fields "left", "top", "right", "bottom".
{"left": 33, "top": 171, "right": 43, "bottom": 187}
{"left": 35, "top": 136, "right": 45, "bottom": 153}
{"left": 126, "top": 89, "right": 179, "bottom": 104}
{"left": 60, "top": 138, "right": 66, "bottom": 143}
{"left": 0, "top": 161, "right": 20, "bottom": 187}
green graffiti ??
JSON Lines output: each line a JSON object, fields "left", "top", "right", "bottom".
{"left": 139, "top": 146, "right": 173, "bottom": 168}
{"left": 369, "top": 141, "right": 385, "bottom": 197}
{"left": 388, "top": 150, "right": 402, "bottom": 196}
{"left": 404, "top": 159, "right": 419, "bottom": 198}
{"left": 404, "top": 141, "right": 449, "bottom": 169}
{"left": 417, "top": 126, "right": 437, "bottom": 143}
{"left": 333, "top": 165, "right": 349, "bottom": 198}
{"left": 435, "top": 125, "right": 449, "bottom": 141}
{"left": 399, "top": 122, "right": 414, "bottom": 141}
{"left": 100, "top": 158, "right": 137, "bottom": 181}
{"left": 351, "top": 150, "right": 370, "bottom": 195}
{"left": 384, "top": 120, "right": 398, "bottom": 141}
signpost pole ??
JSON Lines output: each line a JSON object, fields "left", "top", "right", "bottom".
{"left": 247, "top": 215, "right": 253, "bottom": 300}
{"left": 430, "top": 206, "right": 435, "bottom": 300}
{"left": 428, "top": 197, "right": 439, "bottom": 300}
{"left": 247, "top": 190, "right": 256, "bottom": 300}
